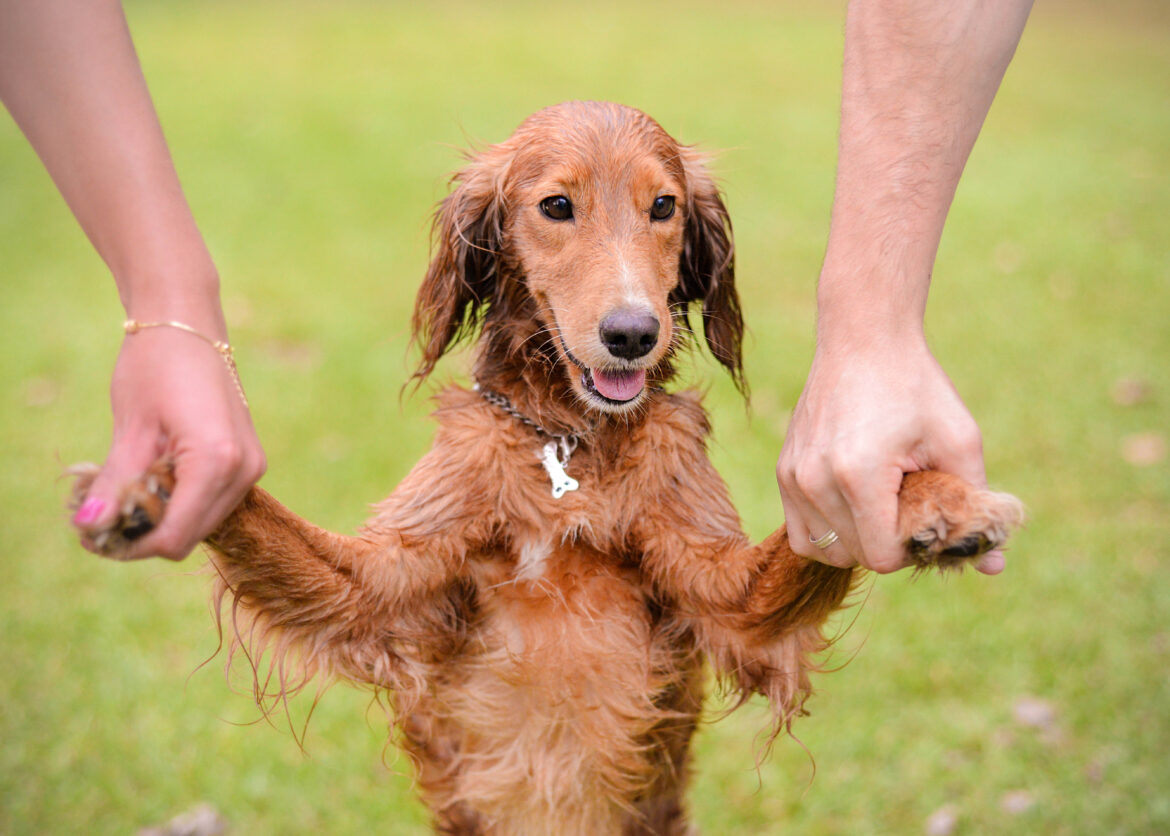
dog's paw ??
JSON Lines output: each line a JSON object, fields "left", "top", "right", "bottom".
{"left": 897, "top": 470, "right": 1025, "bottom": 571}
{"left": 67, "top": 459, "right": 175, "bottom": 559}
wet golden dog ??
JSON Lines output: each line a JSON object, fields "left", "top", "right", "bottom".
{"left": 73, "top": 101, "right": 1023, "bottom": 835}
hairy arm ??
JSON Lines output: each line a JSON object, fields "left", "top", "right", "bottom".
{"left": 1, "top": 0, "right": 263, "bottom": 559}
{"left": 777, "top": 0, "right": 1033, "bottom": 573}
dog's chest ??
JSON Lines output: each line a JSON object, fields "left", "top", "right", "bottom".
{"left": 514, "top": 536, "right": 554, "bottom": 581}
{"left": 501, "top": 447, "right": 645, "bottom": 565}
{"left": 460, "top": 542, "right": 681, "bottom": 745}
{"left": 474, "top": 543, "right": 650, "bottom": 660}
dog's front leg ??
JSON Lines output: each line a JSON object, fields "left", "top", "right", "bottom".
{"left": 640, "top": 513, "right": 853, "bottom": 729}
{"left": 636, "top": 442, "right": 1022, "bottom": 731}
{"left": 204, "top": 485, "right": 406, "bottom": 687}
{"left": 632, "top": 444, "right": 854, "bottom": 728}
{"left": 71, "top": 427, "right": 500, "bottom": 690}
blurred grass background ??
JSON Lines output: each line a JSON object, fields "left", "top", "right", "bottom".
{"left": 2, "top": 1, "right": 1168, "bottom": 833}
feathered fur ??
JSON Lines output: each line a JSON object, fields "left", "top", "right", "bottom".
{"left": 188, "top": 102, "right": 1022, "bottom": 835}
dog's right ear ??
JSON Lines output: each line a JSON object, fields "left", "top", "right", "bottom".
{"left": 411, "top": 148, "right": 508, "bottom": 383}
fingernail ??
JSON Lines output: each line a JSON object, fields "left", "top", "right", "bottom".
{"left": 73, "top": 498, "right": 108, "bottom": 527}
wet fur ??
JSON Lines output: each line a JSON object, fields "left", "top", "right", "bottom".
{"left": 72, "top": 102, "right": 1023, "bottom": 836}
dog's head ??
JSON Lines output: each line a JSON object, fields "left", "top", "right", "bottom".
{"left": 412, "top": 101, "right": 744, "bottom": 413}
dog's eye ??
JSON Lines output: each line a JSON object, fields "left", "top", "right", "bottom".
{"left": 650, "top": 195, "right": 676, "bottom": 221}
{"left": 539, "top": 196, "right": 573, "bottom": 221}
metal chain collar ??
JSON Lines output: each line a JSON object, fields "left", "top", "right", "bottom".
{"left": 473, "top": 383, "right": 587, "bottom": 467}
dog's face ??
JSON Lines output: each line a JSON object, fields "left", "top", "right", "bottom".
{"left": 505, "top": 113, "right": 687, "bottom": 411}
{"left": 413, "top": 101, "right": 744, "bottom": 412}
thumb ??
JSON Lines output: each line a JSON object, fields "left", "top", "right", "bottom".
{"left": 72, "top": 427, "right": 161, "bottom": 532}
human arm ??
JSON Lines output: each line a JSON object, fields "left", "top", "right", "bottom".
{"left": 0, "top": 0, "right": 265, "bottom": 558}
{"left": 776, "top": 0, "right": 1032, "bottom": 574}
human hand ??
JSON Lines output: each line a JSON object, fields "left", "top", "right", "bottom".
{"left": 776, "top": 333, "right": 1003, "bottom": 575}
{"left": 72, "top": 325, "right": 265, "bottom": 560}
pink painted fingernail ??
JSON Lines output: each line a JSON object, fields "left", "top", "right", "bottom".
{"left": 73, "top": 498, "right": 107, "bottom": 527}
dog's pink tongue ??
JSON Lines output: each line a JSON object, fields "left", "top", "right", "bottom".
{"left": 592, "top": 368, "right": 646, "bottom": 402}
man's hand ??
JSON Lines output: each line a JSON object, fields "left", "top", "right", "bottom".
{"left": 777, "top": 334, "right": 1002, "bottom": 574}
{"left": 777, "top": 0, "right": 1031, "bottom": 574}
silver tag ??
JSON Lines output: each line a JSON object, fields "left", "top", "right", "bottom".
{"left": 540, "top": 441, "right": 579, "bottom": 499}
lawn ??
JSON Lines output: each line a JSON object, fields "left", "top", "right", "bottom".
{"left": 2, "top": 2, "right": 1168, "bottom": 833}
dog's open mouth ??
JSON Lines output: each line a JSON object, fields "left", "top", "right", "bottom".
{"left": 583, "top": 367, "right": 647, "bottom": 404}
{"left": 558, "top": 335, "right": 648, "bottom": 407}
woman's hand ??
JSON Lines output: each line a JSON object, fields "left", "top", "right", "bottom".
{"left": 73, "top": 325, "right": 265, "bottom": 560}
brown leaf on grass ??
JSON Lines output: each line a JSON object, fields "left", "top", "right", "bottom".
{"left": 1014, "top": 696, "right": 1066, "bottom": 746}
{"left": 1111, "top": 375, "right": 1152, "bottom": 406}
{"left": 1085, "top": 759, "right": 1105, "bottom": 785}
{"left": 1039, "top": 724, "right": 1067, "bottom": 746}
{"left": 223, "top": 293, "right": 254, "bottom": 328}
{"left": 137, "top": 803, "right": 227, "bottom": 836}
{"left": 993, "top": 241, "right": 1024, "bottom": 274}
{"left": 990, "top": 727, "right": 1017, "bottom": 749}
{"left": 259, "top": 338, "right": 323, "bottom": 371}
{"left": 23, "top": 377, "right": 59, "bottom": 408}
{"left": 316, "top": 432, "right": 350, "bottom": 463}
{"left": 1085, "top": 745, "right": 1124, "bottom": 788}
{"left": 1047, "top": 271, "right": 1074, "bottom": 300}
{"left": 924, "top": 804, "right": 959, "bottom": 836}
{"left": 1013, "top": 696, "right": 1056, "bottom": 729}
{"left": 1001, "top": 790, "right": 1036, "bottom": 815}
{"left": 1121, "top": 432, "right": 1167, "bottom": 466}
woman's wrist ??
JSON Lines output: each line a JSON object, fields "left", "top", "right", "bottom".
{"left": 116, "top": 265, "right": 227, "bottom": 340}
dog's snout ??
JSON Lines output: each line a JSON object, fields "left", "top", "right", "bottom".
{"left": 599, "top": 310, "right": 660, "bottom": 360}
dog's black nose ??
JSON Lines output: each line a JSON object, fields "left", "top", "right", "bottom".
{"left": 599, "top": 310, "right": 660, "bottom": 360}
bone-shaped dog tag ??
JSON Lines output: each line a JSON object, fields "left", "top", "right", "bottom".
{"left": 540, "top": 441, "right": 579, "bottom": 499}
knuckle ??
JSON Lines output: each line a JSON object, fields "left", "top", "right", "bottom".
{"left": 248, "top": 450, "right": 268, "bottom": 482}
{"left": 943, "top": 420, "right": 983, "bottom": 458}
{"left": 157, "top": 543, "right": 192, "bottom": 562}
{"left": 958, "top": 429, "right": 984, "bottom": 460}
{"left": 775, "top": 453, "right": 798, "bottom": 489}
{"left": 790, "top": 537, "right": 815, "bottom": 558}
{"left": 205, "top": 438, "right": 245, "bottom": 474}
{"left": 865, "top": 550, "right": 906, "bottom": 574}
{"left": 792, "top": 460, "right": 830, "bottom": 497}
{"left": 809, "top": 548, "right": 854, "bottom": 569}
{"left": 833, "top": 464, "right": 865, "bottom": 496}
{"left": 828, "top": 446, "right": 875, "bottom": 489}
{"left": 143, "top": 529, "right": 191, "bottom": 561}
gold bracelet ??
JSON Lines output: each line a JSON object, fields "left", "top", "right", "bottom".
{"left": 123, "top": 318, "right": 249, "bottom": 408}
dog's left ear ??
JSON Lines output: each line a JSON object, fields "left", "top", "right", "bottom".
{"left": 410, "top": 147, "right": 508, "bottom": 383}
{"left": 671, "top": 149, "right": 747, "bottom": 396}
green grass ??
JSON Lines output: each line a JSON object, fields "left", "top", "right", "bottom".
{"left": 3, "top": 2, "right": 1168, "bottom": 833}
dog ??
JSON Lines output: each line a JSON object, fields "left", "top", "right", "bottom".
{"left": 72, "top": 101, "right": 1023, "bottom": 835}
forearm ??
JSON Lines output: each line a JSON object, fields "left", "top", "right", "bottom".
{"left": 0, "top": 0, "right": 222, "bottom": 335}
{"left": 819, "top": 0, "right": 1032, "bottom": 344}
